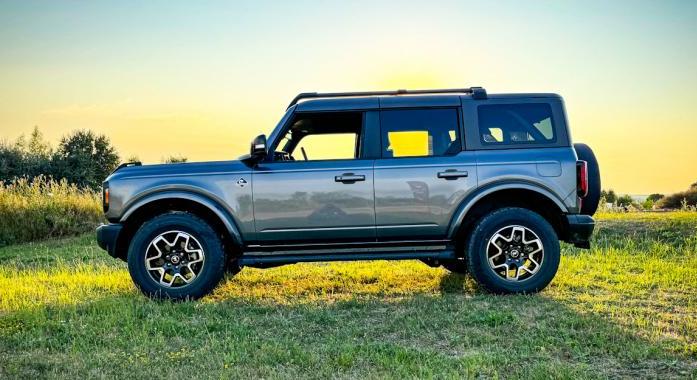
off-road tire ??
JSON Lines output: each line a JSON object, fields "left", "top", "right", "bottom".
{"left": 127, "top": 212, "right": 227, "bottom": 300}
{"left": 466, "top": 207, "right": 560, "bottom": 294}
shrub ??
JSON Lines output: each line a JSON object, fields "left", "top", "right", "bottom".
{"left": 657, "top": 183, "right": 697, "bottom": 209}
{"left": 0, "top": 177, "right": 104, "bottom": 246}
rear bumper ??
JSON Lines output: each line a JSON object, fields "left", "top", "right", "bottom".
{"left": 566, "top": 214, "right": 595, "bottom": 249}
{"left": 96, "top": 223, "right": 123, "bottom": 258}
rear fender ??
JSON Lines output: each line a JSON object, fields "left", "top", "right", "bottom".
{"left": 446, "top": 181, "right": 568, "bottom": 239}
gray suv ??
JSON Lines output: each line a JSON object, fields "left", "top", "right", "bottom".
{"left": 96, "top": 87, "right": 599, "bottom": 299}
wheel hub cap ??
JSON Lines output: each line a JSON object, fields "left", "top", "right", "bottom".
{"left": 486, "top": 225, "right": 544, "bottom": 282}
{"left": 144, "top": 231, "right": 205, "bottom": 288}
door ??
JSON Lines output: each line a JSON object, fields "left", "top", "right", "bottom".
{"left": 252, "top": 111, "right": 376, "bottom": 244}
{"left": 373, "top": 108, "right": 478, "bottom": 240}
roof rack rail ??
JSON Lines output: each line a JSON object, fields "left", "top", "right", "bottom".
{"left": 287, "top": 86, "right": 487, "bottom": 109}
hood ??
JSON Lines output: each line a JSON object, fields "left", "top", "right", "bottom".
{"left": 105, "top": 160, "right": 251, "bottom": 182}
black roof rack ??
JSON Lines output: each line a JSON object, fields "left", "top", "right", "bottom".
{"left": 287, "top": 86, "right": 487, "bottom": 109}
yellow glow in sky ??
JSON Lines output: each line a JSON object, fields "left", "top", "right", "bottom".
{"left": 1, "top": 1, "right": 696, "bottom": 194}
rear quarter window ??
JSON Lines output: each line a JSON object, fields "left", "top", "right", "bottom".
{"left": 478, "top": 103, "right": 556, "bottom": 146}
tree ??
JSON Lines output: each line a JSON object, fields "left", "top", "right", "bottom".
{"left": 600, "top": 189, "right": 617, "bottom": 203}
{"left": 647, "top": 193, "right": 664, "bottom": 202}
{"left": 51, "top": 130, "right": 119, "bottom": 190}
{"left": 162, "top": 155, "right": 188, "bottom": 164}
{"left": 616, "top": 194, "right": 633, "bottom": 207}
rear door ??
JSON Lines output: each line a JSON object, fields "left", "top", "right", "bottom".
{"left": 373, "top": 105, "right": 478, "bottom": 240}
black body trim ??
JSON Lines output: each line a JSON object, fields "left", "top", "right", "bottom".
{"left": 566, "top": 214, "right": 595, "bottom": 249}
{"left": 239, "top": 249, "right": 455, "bottom": 267}
{"left": 96, "top": 223, "right": 123, "bottom": 258}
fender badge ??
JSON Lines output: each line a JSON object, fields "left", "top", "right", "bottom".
{"left": 236, "top": 178, "right": 248, "bottom": 188}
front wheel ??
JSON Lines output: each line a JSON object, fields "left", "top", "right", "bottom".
{"left": 127, "top": 212, "right": 227, "bottom": 300}
{"left": 466, "top": 207, "right": 560, "bottom": 294}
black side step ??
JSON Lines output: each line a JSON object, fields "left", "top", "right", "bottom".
{"left": 238, "top": 249, "right": 455, "bottom": 267}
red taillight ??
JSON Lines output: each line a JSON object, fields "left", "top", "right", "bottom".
{"left": 576, "top": 160, "right": 588, "bottom": 198}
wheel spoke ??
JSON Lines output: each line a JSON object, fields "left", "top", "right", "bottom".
{"left": 486, "top": 224, "right": 544, "bottom": 282}
{"left": 144, "top": 230, "right": 205, "bottom": 289}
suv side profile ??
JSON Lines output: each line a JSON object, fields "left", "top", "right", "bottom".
{"left": 96, "top": 87, "right": 599, "bottom": 299}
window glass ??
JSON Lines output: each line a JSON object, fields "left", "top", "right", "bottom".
{"left": 294, "top": 133, "right": 357, "bottom": 160}
{"left": 274, "top": 111, "right": 362, "bottom": 161}
{"left": 477, "top": 103, "right": 556, "bottom": 145}
{"left": 380, "top": 109, "right": 460, "bottom": 158}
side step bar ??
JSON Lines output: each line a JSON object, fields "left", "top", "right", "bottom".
{"left": 238, "top": 249, "right": 455, "bottom": 267}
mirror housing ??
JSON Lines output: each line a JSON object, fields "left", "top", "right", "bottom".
{"left": 250, "top": 134, "right": 267, "bottom": 160}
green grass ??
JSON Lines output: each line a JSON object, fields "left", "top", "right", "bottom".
{"left": 1, "top": 212, "right": 696, "bottom": 379}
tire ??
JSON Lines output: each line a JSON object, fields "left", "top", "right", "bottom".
{"left": 442, "top": 259, "right": 467, "bottom": 274}
{"left": 127, "top": 212, "right": 227, "bottom": 300}
{"left": 466, "top": 207, "right": 560, "bottom": 294}
{"left": 574, "top": 143, "right": 601, "bottom": 216}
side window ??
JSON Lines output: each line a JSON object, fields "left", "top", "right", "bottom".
{"left": 295, "top": 133, "right": 356, "bottom": 160}
{"left": 379, "top": 109, "right": 460, "bottom": 158}
{"left": 275, "top": 112, "right": 362, "bottom": 161}
{"left": 477, "top": 103, "right": 556, "bottom": 145}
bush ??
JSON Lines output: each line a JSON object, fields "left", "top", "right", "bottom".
{"left": 657, "top": 183, "right": 697, "bottom": 209}
{"left": 0, "top": 177, "right": 104, "bottom": 246}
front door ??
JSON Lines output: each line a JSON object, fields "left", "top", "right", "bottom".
{"left": 252, "top": 111, "right": 376, "bottom": 244}
{"left": 373, "top": 107, "right": 478, "bottom": 240}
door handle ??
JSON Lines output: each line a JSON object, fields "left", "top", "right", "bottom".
{"left": 437, "top": 170, "right": 468, "bottom": 180}
{"left": 335, "top": 173, "right": 366, "bottom": 183}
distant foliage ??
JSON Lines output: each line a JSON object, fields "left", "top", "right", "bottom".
{"left": 0, "top": 127, "right": 119, "bottom": 191}
{"left": 657, "top": 182, "right": 697, "bottom": 209}
{"left": 0, "top": 176, "right": 103, "bottom": 246}
{"left": 162, "top": 155, "right": 188, "bottom": 164}
{"left": 52, "top": 130, "right": 120, "bottom": 190}
{"left": 600, "top": 189, "right": 617, "bottom": 204}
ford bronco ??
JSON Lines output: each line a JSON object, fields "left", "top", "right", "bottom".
{"left": 96, "top": 87, "right": 599, "bottom": 299}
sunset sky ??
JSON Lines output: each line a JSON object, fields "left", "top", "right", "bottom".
{"left": 1, "top": 0, "right": 695, "bottom": 194}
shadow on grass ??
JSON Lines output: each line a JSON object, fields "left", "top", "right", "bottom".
{"left": 1, "top": 271, "right": 695, "bottom": 379}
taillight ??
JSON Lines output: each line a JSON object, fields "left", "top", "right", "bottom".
{"left": 576, "top": 161, "right": 588, "bottom": 198}
{"left": 102, "top": 184, "right": 109, "bottom": 212}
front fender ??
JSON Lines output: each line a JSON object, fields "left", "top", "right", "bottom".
{"left": 120, "top": 188, "right": 244, "bottom": 246}
{"left": 446, "top": 181, "right": 568, "bottom": 239}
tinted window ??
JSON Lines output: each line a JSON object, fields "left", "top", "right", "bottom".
{"left": 478, "top": 103, "right": 556, "bottom": 145}
{"left": 380, "top": 109, "right": 460, "bottom": 158}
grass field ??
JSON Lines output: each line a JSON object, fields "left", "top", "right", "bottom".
{"left": 1, "top": 212, "right": 696, "bottom": 379}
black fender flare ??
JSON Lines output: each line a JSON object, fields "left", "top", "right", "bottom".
{"left": 119, "top": 188, "right": 244, "bottom": 246}
{"left": 446, "top": 181, "right": 568, "bottom": 239}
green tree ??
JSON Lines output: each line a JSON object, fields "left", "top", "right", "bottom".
{"left": 647, "top": 193, "right": 664, "bottom": 202}
{"left": 601, "top": 189, "right": 617, "bottom": 203}
{"left": 616, "top": 194, "right": 634, "bottom": 207}
{"left": 52, "top": 130, "right": 119, "bottom": 190}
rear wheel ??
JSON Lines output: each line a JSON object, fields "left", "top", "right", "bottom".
{"left": 466, "top": 207, "right": 560, "bottom": 294}
{"left": 127, "top": 212, "right": 227, "bottom": 300}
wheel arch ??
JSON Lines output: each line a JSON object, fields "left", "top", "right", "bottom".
{"left": 114, "top": 191, "right": 243, "bottom": 260}
{"left": 448, "top": 182, "right": 569, "bottom": 246}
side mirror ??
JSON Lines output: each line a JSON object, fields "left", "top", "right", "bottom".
{"left": 250, "top": 134, "right": 267, "bottom": 159}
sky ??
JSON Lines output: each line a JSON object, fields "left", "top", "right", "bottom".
{"left": 1, "top": 0, "right": 696, "bottom": 194}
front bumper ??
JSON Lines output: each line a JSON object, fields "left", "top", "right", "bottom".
{"left": 566, "top": 214, "right": 595, "bottom": 249}
{"left": 96, "top": 223, "right": 123, "bottom": 258}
